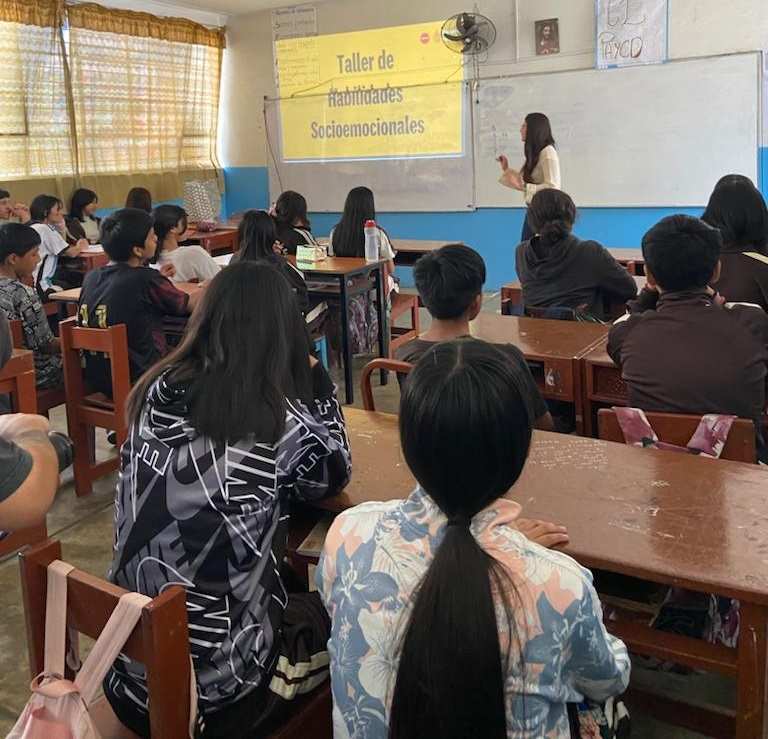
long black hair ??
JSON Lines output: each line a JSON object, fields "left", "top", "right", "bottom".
{"left": 528, "top": 189, "right": 576, "bottom": 246}
{"left": 389, "top": 338, "right": 531, "bottom": 739}
{"left": 331, "top": 186, "right": 375, "bottom": 258}
{"left": 152, "top": 204, "right": 188, "bottom": 263}
{"left": 522, "top": 112, "right": 555, "bottom": 184}
{"left": 702, "top": 175, "right": 768, "bottom": 254}
{"left": 274, "top": 190, "right": 310, "bottom": 231}
{"left": 236, "top": 209, "right": 279, "bottom": 262}
{"left": 127, "top": 261, "right": 313, "bottom": 445}
{"left": 125, "top": 187, "right": 152, "bottom": 213}
{"left": 69, "top": 188, "right": 98, "bottom": 222}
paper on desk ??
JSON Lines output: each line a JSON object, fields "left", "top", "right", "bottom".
{"left": 83, "top": 244, "right": 104, "bottom": 253}
{"left": 296, "top": 514, "right": 334, "bottom": 558}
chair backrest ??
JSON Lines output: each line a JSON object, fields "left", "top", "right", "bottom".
{"left": 360, "top": 358, "right": 413, "bottom": 411}
{"left": 19, "top": 538, "right": 193, "bottom": 737}
{"left": 597, "top": 408, "right": 757, "bottom": 463}
{"left": 59, "top": 317, "right": 131, "bottom": 429}
{"left": 9, "top": 319, "right": 23, "bottom": 349}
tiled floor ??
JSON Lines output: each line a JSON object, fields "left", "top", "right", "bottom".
{"left": 0, "top": 293, "right": 727, "bottom": 736}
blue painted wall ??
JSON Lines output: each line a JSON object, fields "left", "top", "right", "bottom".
{"left": 221, "top": 165, "right": 715, "bottom": 288}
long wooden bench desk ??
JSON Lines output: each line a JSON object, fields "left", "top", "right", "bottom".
{"left": 468, "top": 313, "right": 609, "bottom": 434}
{"left": 309, "top": 408, "right": 768, "bottom": 738}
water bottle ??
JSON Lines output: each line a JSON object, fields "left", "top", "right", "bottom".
{"left": 364, "top": 220, "right": 379, "bottom": 262}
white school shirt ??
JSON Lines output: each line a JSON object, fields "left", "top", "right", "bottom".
{"left": 499, "top": 144, "right": 561, "bottom": 205}
{"left": 159, "top": 244, "right": 221, "bottom": 283}
{"left": 31, "top": 223, "right": 69, "bottom": 291}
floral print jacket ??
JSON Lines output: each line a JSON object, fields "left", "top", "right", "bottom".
{"left": 318, "top": 487, "right": 631, "bottom": 738}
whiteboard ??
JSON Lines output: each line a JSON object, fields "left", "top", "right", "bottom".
{"left": 475, "top": 53, "right": 760, "bottom": 207}
{"left": 264, "top": 82, "right": 475, "bottom": 212}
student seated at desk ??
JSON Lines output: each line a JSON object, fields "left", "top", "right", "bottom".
{"left": 104, "top": 261, "right": 350, "bottom": 738}
{"left": 329, "top": 186, "right": 396, "bottom": 354}
{"left": 273, "top": 190, "right": 317, "bottom": 255}
{"left": 608, "top": 215, "right": 768, "bottom": 461}
{"left": 124, "top": 186, "right": 152, "bottom": 213}
{"left": 153, "top": 204, "right": 220, "bottom": 283}
{"left": 319, "top": 339, "right": 630, "bottom": 739}
{"left": 396, "top": 244, "right": 553, "bottom": 430}
{"left": 66, "top": 188, "right": 101, "bottom": 244}
{"left": 30, "top": 195, "right": 87, "bottom": 297}
{"left": 0, "top": 189, "right": 30, "bottom": 226}
{"left": 0, "top": 224, "right": 62, "bottom": 389}
{"left": 232, "top": 209, "right": 317, "bottom": 317}
{"left": 516, "top": 189, "right": 637, "bottom": 320}
{"left": 78, "top": 208, "right": 203, "bottom": 397}
{"left": 702, "top": 174, "right": 768, "bottom": 311}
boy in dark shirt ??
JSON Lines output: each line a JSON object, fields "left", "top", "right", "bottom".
{"left": 608, "top": 215, "right": 768, "bottom": 460}
{"left": 396, "top": 243, "right": 553, "bottom": 430}
{"left": 78, "top": 208, "right": 203, "bottom": 396}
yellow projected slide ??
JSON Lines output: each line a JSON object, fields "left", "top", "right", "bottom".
{"left": 275, "top": 22, "right": 464, "bottom": 161}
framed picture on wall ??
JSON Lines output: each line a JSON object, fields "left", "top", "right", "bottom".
{"left": 535, "top": 19, "right": 560, "bottom": 56}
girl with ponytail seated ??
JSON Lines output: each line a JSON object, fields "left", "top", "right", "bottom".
{"left": 318, "top": 338, "right": 631, "bottom": 739}
{"left": 517, "top": 189, "right": 637, "bottom": 320}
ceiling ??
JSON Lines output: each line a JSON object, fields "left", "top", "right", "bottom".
{"left": 152, "top": 0, "right": 323, "bottom": 16}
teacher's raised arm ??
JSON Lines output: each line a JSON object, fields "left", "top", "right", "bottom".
{"left": 497, "top": 112, "right": 561, "bottom": 242}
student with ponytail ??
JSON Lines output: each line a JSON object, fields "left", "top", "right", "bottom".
{"left": 517, "top": 189, "right": 637, "bottom": 319}
{"left": 319, "top": 338, "right": 630, "bottom": 739}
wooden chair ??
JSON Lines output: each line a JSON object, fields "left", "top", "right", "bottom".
{"left": 0, "top": 348, "right": 36, "bottom": 413}
{"left": 389, "top": 292, "right": 419, "bottom": 357}
{"left": 60, "top": 317, "right": 131, "bottom": 496}
{"left": 19, "top": 538, "right": 193, "bottom": 737}
{"left": 361, "top": 358, "right": 413, "bottom": 411}
{"left": 8, "top": 318, "right": 67, "bottom": 418}
{"left": 0, "top": 523, "right": 48, "bottom": 561}
{"left": 597, "top": 408, "right": 757, "bottom": 463}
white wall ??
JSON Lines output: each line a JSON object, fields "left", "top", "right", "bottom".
{"left": 219, "top": 0, "right": 768, "bottom": 168}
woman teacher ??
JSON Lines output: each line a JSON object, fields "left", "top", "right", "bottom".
{"left": 497, "top": 112, "right": 561, "bottom": 242}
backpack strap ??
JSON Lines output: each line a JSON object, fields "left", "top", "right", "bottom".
{"left": 44, "top": 560, "right": 76, "bottom": 677}
{"left": 612, "top": 407, "right": 659, "bottom": 448}
{"left": 74, "top": 591, "right": 150, "bottom": 705}
{"left": 687, "top": 414, "right": 736, "bottom": 459}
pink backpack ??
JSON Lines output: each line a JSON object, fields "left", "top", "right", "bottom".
{"left": 612, "top": 407, "right": 736, "bottom": 459}
{"left": 9, "top": 560, "right": 197, "bottom": 739}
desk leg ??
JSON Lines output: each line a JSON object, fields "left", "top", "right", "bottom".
{"left": 339, "top": 277, "right": 353, "bottom": 405}
{"left": 375, "top": 265, "right": 389, "bottom": 386}
{"left": 15, "top": 370, "right": 38, "bottom": 414}
{"left": 736, "top": 602, "right": 768, "bottom": 738}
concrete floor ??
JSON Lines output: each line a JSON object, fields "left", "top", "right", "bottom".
{"left": 0, "top": 291, "right": 728, "bottom": 736}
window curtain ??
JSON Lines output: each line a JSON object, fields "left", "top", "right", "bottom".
{"left": 0, "top": 0, "right": 224, "bottom": 207}
{"left": 0, "top": 0, "right": 76, "bottom": 203}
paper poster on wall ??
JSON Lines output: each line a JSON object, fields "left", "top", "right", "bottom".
{"left": 762, "top": 52, "right": 768, "bottom": 148}
{"left": 596, "top": 0, "right": 668, "bottom": 69}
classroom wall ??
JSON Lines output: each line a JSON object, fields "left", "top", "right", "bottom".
{"left": 219, "top": 0, "right": 768, "bottom": 288}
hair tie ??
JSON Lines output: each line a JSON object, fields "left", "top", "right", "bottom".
{"left": 447, "top": 515, "right": 472, "bottom": 528}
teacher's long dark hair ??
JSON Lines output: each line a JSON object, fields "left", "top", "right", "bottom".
{"left": 522, "top": 112, "right": 555, "bottom": 184}
{"left": 389, "top": 338, "right": 531, "bottom": 739}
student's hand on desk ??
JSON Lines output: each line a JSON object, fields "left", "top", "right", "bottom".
{"left": 159, "top": 263, "right": 176, "bottom": 279}
{"left": 497, "top": 154, "right": 509, "bottom": 172}
{"left": 69, "top": 239, "right": 88, "bottom": 256}
{"left": 516, "top": 518, "right": 569, "bottom": 549}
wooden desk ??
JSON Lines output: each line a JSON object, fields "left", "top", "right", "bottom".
{"left": 289, "top": 256, "right": 389, "bottom": 405}
{"left": 501, "top": 276, "right": 646, "bottom": 317}
{"left": 186, "top": 227, "right": 238, "bottom": 256}
{"left": 468, "top": 313, "right": 609, "bottom": 433}
{"left": 74, "top": 246, "right": 108, "bottom": 272}
{"left": 391, "top": 240, "right": 457, "bottom": 267}
{"left": 0, "top": 349, "right": 36, "bottom": 413}
{"left": 582, "top": 342, "right": 627, "bottom": 437}
{"left": 315, "top": 408, "right": 768, "bottom": 738}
